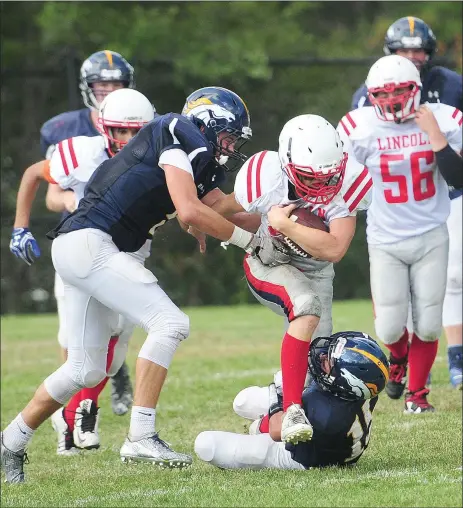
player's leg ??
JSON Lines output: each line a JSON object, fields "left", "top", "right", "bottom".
{"left": 54, "top": 271, "right": 68, "bottom": 361}
{"left": 368, "top": 243, "right": 410, "bottom": 400}
{"left": 1, "top": 281, "right": 112, "bottom": 482}
{"left": 244, "top": 255, "right": 320, "bottom": 444}
{"left": 406, "top": 225, "right": 449, "bottom": 413}
{"left": 194, "top": 431, "right": 305, "bottom": 470}
{"left": 443, "top": 196, "right": 462, "bottom": 389}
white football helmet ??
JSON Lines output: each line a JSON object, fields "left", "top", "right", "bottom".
{"left": 366, "top": 55, "right": 422, "bottom": 123}
{"left": 278, "top": 115, "right": 348, "bottom": 205}
{"left": 98, "top": 88, "right": 155, "bottom": 154}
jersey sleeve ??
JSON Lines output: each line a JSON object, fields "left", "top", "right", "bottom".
{"left": 49, "top": 136, "right": 105, "bottom": 189}
{"left": 351, "top": 84, "right": 370, "bottom": 110}
{"left": 234, "top": 151, "right": 283, "bottom": 214}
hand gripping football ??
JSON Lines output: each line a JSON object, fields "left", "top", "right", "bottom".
{"left": 271, "top": 207, "right": 329, "bottom": 258}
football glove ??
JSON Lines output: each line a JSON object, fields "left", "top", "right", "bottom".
{"left": 10, "top": 227, "right": 41, "bottom": 266}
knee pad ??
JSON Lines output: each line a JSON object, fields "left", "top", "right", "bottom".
{"left": 68, "top": 346, "right": 108, "bottom": 386}
{"left": 233, "top": 386, "right": 271, "bottom": 420}
{"left": 414, "top": 312, "right": 443, "bottom": 342}
{"left": 44, "top": 364, "right": 84, "bottom": 405}
{"left": 374, "top": 314, "right": 407, "bottom": 345}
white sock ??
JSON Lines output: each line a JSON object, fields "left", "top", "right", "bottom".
{"left": 129, "top": 406, "right": 156, "bottom": 441}
{"left": 2, "top": 413, "right": 35, "bottom": 453}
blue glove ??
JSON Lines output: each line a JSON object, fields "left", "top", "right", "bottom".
{"left": 10, "top": 228, "right": 41, "bottom": 266}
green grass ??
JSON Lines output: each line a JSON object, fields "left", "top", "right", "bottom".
{"left": 1, "top": 301, "right": 462, "bottom": 507}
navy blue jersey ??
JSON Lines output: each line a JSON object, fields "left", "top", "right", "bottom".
{"left": 285, "top": 382, "right": 378, "bottom": 468}
{"left": 40, "top": 108, "right": 100, "bottom": 159}
{"left": 47, "top": 113, "right": 226, "bottom": 252}
{"left": 351, "top": 65, "right": 463, "bottom": 200}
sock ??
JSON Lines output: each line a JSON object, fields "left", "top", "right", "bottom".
{"left": 129, "top": 406, "right": 156, "bottom": 441}
{"left": 408, "top": 333, "right": 439, "bottom": 392}
{"left": 64, "top": 336, "right": 118, "bottom": 432}
{"left": 448, "top": 345, "right": 463, "bottom": 369}
{"left": 2, "top": 413, "right": 35, "bottom": 453}
{"left": 258, "top": 414, "right": 270, "bottom": 433}
{"left": 384, "top": 329, "right": 409, "bottom": 360}
{"left": 281, "top": 333, "right": 310, "bottom": 411}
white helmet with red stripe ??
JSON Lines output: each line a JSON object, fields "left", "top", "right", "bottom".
{"left": 366, "top": 55, "right": 422, "bottom": 123}
{"left": 98, "top": 88, "right": 155, "bottom": 154}
{"left": 278, "top": 115, "right": 348, "bottom": 205}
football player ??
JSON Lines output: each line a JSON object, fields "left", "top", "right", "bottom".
{"left": 211, "top": 114, "right": 372, "bottom": 445}
{"left": 9, "top": 89, "right": 155, "bottom": 455}
{"left": 195, "top": 331, "right": 389, "bottom": 470}
{"left": 42, "top": 50, "right": 137, "bottom": 415}
{"left": 351, "top": 17, "right": 463, "bottom": 388}
{"left": 338, "top": 55, "right": 462, "bottom": 412}
{"left": 1, "top": 87, "right": 288, "bottom": 483}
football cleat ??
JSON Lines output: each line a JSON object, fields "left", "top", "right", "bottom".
{"left": 73, "top": 399, "right": 100, "bottom": 450}
{"left": 386, "top": 354, "right": 408, "bottom": 399}
{"left": 281, "top": 404, "right": 313, "bottom": 445}
{"left": 110, "top": 362, "right": 133, "bottom": 416}
{"left": 404, "top": 388, "right": 435, "bottom": 414}
{"left": 1, "top": 435, "right": 28, "bottom": 484}
{"left": 51, "top": 408, "right": 79, "bottom": 456}
{"left": 120, "top": 434, "right": 192, "bottom": 468}
{"left": 450, "top": 366, "right": 463, "bottom": 390}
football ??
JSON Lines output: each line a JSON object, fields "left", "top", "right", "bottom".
{"left": 272, "top": 207, "right": 329, "bottom": 258}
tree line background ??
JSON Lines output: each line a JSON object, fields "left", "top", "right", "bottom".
{"left": 1, "top": 1, "right": 462, "bottom": 314}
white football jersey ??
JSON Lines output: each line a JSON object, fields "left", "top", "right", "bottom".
{"left": 337, "top": 104, "right": 463, "bottom": 245}
{"left": 234, "top": 150, "right": 372, "bottom": 269}
{"left": 48, "top": 135, "right": 109, "bottom": 205}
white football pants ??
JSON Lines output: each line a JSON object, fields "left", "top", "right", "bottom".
{"left": 369, "top": 224, "right": 449, "bottom": 344}
{"left": 195, "top": 432, "right": 305, "bottom": 470}
{"left": 43, "top": 229, "right": 189, "bottom": 404}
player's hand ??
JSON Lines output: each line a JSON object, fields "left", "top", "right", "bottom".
{"left": 267, "top": 204, "right": 298, "bottom": 232}
{"left": 63, "top": 191, "right": 77, "bottom": 213}
{"left": 10, "top": 227, "right": 41, "bottom": 266}
{"left": 415, "top": 105, "right": 448, "bottom": 151}
{"left": 246, "top": 234, "right": 290, "bottom": 266}
{"left": 187, "top": 225, "right": 207, "bottom": 254}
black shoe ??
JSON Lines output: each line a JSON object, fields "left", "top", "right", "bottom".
{"left": 386, "top": 354, "right": 408, "bottom": 400}
{"left": 111, "top": 362, "right": 133, "bottom": 416}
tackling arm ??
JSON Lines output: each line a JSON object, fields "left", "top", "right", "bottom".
{"left": 208, "top": 190, "right": 261, "bottom": 233}
{"left": 45, "top": 184, "right": 76, "bottom": 213}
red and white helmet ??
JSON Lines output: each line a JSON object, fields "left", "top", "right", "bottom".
{"left": 278, "top": 115, "right": 347, "bottom": 205}
{"left": 98, "top": 88, "right": 155, "bottom": 154}
{"left": 366, "top": 55, "right": 422, "bottom": 123}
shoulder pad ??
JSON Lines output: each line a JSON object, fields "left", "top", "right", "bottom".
{"left": 341, "top": 159, "right": 372, "bottom": 212}
{"left": 430, "top": 103, "right": 462, "bottom": 128}
{"left": 338, "top": 108, "right": 375, "bottom": 139}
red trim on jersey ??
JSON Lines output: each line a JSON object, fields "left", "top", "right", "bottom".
{"left": 345, "top": 112, "right": 357, "bottom": 129}
{"left": 339, "top": 119, "right": 350, "bottom": 136}
{"left": 459, "top": 117, "right": 463, "bottom": 127}
{"left": 67, "top": 138, "right": 78, "bottom": 169}
{"left": 255, "top": 150, "right": 267, "bottom": 199}
{"left": 452, "top": 108, "right": 459, "bottom": 119}
{"left": 348, "top": 178, "right": 372, "bottom": 212}
{"left": 58, "top": 142, "right": 69, "bottom": 176}
{"left": 343, "top": 166, "right": 368, "bottom": 202}
{"left": 243, "top": 255, "right": 295, "bottom": 321}
{"left": 246, "top": 154, "right": 257, "bottom": 203}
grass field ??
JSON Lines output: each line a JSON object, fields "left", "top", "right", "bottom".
{"left": 1, "top": 301, "right": 462, "bottom": 507}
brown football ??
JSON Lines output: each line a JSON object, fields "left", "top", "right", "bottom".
{"left": 273, "top": 207, "right": 329, "bottom": 258}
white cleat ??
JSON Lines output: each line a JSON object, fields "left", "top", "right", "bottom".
{"left": 73, "top": 399, "right": 100, "bottom": 450}
{"left": 51, "top": 408, "right": 79, "bottom": 456}
{"left": 120, "top": 434, "right": 192, "bottom": 469}
{"left": 281, "top": 403, "right": 313, "bottom": 445}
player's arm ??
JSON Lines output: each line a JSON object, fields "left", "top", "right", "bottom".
{"left": 268, "top": 205, "right": 356, "bottom": 263}
{"left": 45, "top": 185, "right": 77, "bottom": 213}
{"left": 415, "top": 105, "right": 463, "bottom": 189}
{"left": 207, "top": 189, "right": 261, "bottom": 233}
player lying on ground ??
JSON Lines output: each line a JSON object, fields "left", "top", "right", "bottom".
{"left": 40, "top": 50, "right": 139, "bottom": 414}
{"left": 1, "top": 86, "right": 288, "bottom": 484}
{"left": 195, "top": 331, "right": 389, "bottom": 470}
{"left": 351, "top": 16, "right": 463, "bottom": 390}
{"left": 338, "top": 55, "right": 462, "bottom": 412}
{"left": 212, "top": 114, "right": 372, "bottom": 445}
{"left": 9, "top": 88, "right": 155, "bottom": 455}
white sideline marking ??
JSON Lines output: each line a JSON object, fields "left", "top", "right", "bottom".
{"left": 166, "top": 367, "right": 277, "bottom": 386}
{"left": 74, "top": 487, "right": 192, "bottom": 506}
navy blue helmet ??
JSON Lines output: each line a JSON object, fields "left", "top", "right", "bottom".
{"left": 80, "top": 50, "right": 135, "bottom": 110}
{"left": 308, "top": 331, "right": 389, "bottom": 401}
{"left": 182, "top": 86, "right": 252, "bottom": 171}
{"left": 384, "top": 17, "right": 437, "bottom": 60}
